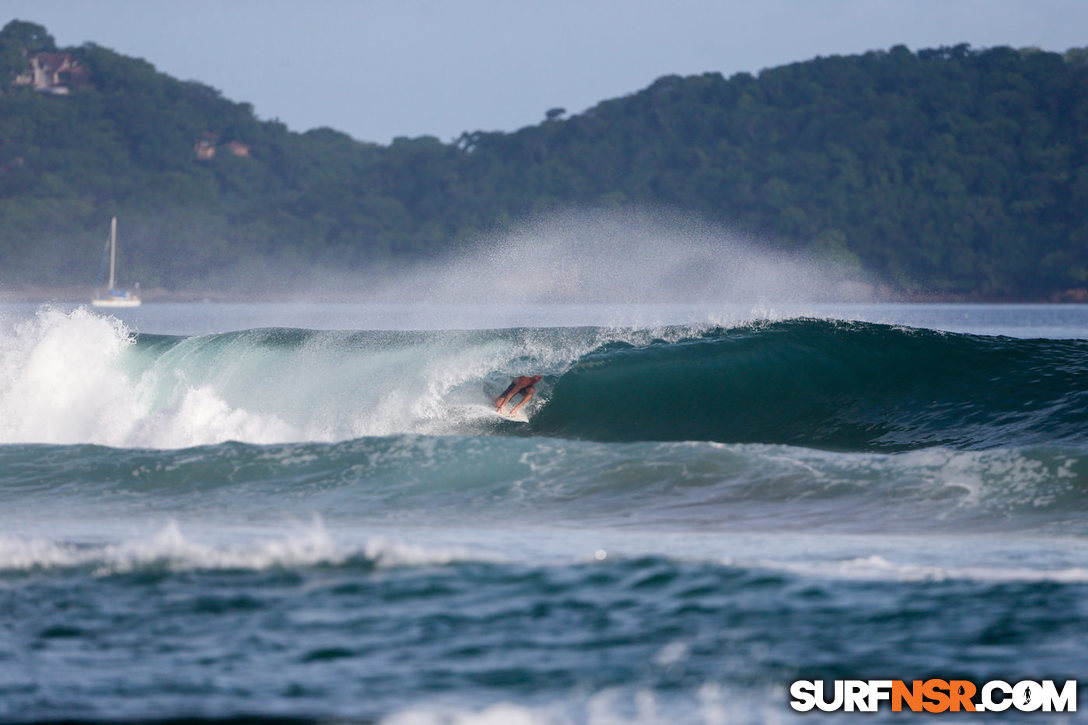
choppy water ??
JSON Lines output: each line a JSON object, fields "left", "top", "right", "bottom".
{"left": 1, "top": 303, "right": 1086, "bottom": 724}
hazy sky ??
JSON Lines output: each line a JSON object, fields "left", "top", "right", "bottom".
{"left": 5, "top": 0, "right": 1087, "bottom": 144}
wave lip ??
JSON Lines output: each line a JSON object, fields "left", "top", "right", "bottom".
{"left": 533, "top": 320, "right": 1088, "bottom": 451}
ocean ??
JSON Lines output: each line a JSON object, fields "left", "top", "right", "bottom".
{"left": 1, "top": 302, "right": 1085, "bottom": 724}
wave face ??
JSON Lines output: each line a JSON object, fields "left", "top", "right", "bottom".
{"left": 534, "top": 320, "right": 1088, "bottom": 451}
{"left": 0, "top": 308, "right": 1084, "bottom": 451}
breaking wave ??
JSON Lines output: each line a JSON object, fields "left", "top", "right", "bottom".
{"left": 1, "top": 308, "right": 1084, "bottom": 452}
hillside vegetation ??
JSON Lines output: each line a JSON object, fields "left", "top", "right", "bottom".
{"left": 1, "top": 20, "right": 1086, "bottom": 299}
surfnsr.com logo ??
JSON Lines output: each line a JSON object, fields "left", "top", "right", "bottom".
{"left": 790, "top": 679, "right": 1078, "bottom": 713}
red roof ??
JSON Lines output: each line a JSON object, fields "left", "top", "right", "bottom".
{"left": 30, "top": 52, "right": 74, "bottom": 72}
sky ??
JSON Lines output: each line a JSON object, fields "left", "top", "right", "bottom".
{"left": 4, "top": 0, "right": 1088, "bottom": 145}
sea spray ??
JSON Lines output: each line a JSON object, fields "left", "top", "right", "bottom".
{"left": 357, "top": 208, "right": 875, "bottom": 305}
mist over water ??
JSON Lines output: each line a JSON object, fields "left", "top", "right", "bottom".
{"left": 268, "top": 209, "right": 874, "bottom": 305}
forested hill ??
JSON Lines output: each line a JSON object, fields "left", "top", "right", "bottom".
{"left": 1, "top": 19, "right": 1086, "bottom": 300}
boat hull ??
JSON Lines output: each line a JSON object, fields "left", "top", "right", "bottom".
{"left": 91, "top": 297, "right": 141, "bottom": 308}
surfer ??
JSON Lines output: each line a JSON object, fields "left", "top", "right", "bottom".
{"left": 495, "top": 375, "right": 542, "bottom": 416}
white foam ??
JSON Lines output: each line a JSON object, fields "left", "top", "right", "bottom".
{"left": 380, "top": 684, "right": 789, "bottom": 725}
{"left": 0, "top": 307, "right": 298, "bottom": 447}
{"left": 383, "top": 703, "right": 554, "bottom": 725}
{"left": 363, "top": 536, "right": 508, "bottom": 568}
{"left": 0, "top": 520, "right": 341, "bottom": 573}
{"left": 731, "top": 553, "right": 1088, "bottom": 584}
{"left": 140, "top": 385, "right": 295, "bottom": 448}
{"left": 0, "top": 307, "right": 142, "bottom": 445}
{"left": 0, "top": 520, "right": 506, "bottom": 574}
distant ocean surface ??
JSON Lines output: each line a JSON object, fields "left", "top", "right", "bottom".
{"left": 1, "top": 302, "right": 1086, "bottom": 724}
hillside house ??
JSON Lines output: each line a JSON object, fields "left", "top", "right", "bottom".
{"left": 14, "top": 52, "right": 90, "bottom": 94}
{"left": 194, "top": 137, "right": 251, "bottom": 161}
{"left": 194, "top": 139, "right": 217, "bottom": 161}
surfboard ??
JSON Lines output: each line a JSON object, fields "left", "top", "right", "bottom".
{"left": 449, "top": 403, "right": 530, "bottom": 424}
{"left": 494, "top": 408, "right": 529, "bottom": 423}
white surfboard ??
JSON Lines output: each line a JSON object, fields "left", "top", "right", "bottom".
{"left": 494, "top": 408, "right": 530, "bottom": 423}
{"left": 448, "top": 403, "right": 531, "bottom": 424}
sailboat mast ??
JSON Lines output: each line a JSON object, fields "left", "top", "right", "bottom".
{"left": 92, "top": 215, "right": 140, "bottom": 307}
{"left": 108, "top": 216, "right": 117, "bottom": 290}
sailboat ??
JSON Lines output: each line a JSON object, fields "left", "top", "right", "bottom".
{"left": 92, "top": 216, "right": 141, "bottom": 308}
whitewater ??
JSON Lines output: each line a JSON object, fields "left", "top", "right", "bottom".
{"left": 1, "top": 302, "right": 1086, "bottom": 724}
